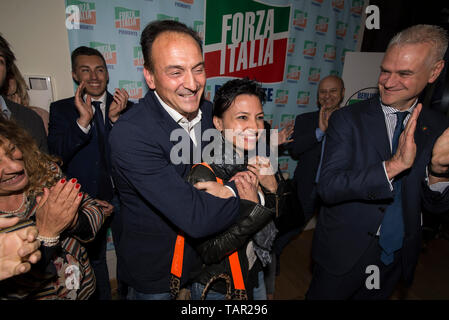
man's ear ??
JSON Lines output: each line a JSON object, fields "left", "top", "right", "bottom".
{"left": 340, "top": 88, "right": 345, "bottom": 106}
{"left": 72, "top": 70, "right": 79, "bottom": 84}
{"left": 428, "top": 59, "right": 445, "bottom": 84}
{"left": 213, "top": 116, "right": 223, "bottom": 131}
{"left": 143, "top": 67, "right": 156, "bottom": 90}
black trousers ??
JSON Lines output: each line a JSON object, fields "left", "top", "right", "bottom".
{"left": 87, "top": 191, "right": 121, "bottom": 300}
{"left": 87, "top": 217, "right": 112, "bottom": 300}
{"left": 306, "top": 237, "right": 404, "bottom": 300}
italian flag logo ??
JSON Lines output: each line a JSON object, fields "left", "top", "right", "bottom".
{"left": 119, "top": 80, "right": 143, "bottom": 100}
{"left": 67, "top": 0, "right": 96, "bottom": 25}
{"left": 114, "top": 7, "right": 140, "bottom": 31}
{"left": 204, "top": 0, "right": 291, "bottom": 83}
{"left": 90, "top": 42, "right": 117, "bottom": 65}
{"left": 133, "top": 46, "right": 144, "bottom": 67}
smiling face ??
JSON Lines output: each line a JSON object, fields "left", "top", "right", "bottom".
{"left": 213, "top": 94, "right": 265, "bottom": 152}
{"left": 143, "top": 31, "right": 206, "bottom": 119}
{"left": 318, "top": 76, "right": 344, "bottom": 111}
{"left": 72, "top": 54, "right": 108, "bottom": 99}
{"left": 0, "top": 140, "right": 28, "bottom": 196}
{"left": 378, "top": 43, "right": 444, "bottom": 110}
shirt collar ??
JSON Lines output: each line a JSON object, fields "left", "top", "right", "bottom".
{"left": 83, "top": 91, "right": 107, "bottom": 106}
{"left": 380, "top": 97, "right": 418, "bottom": 115}
{"left": 154, "top": 90, "right": 202, "bottom": 126}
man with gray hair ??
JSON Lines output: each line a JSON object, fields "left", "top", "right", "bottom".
{"left": 307, "top": 24, "right": 449, "bottom": 299}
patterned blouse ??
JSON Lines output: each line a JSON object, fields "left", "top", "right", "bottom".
{"left": 0, "top": 162, "right": 105, "bottom": 300}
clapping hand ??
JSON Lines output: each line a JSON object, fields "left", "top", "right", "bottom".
{"left": 74, "top": 81, "right": 94, "bottom": 128}
{"left": 385, "top": 103, "right": 422, "bottom": 180}
{"left": 248, "top": 156, "right": 278, "bottom": 193}
{"left": 272, "top": 123, "right": 294, "bottom": 147}
{"left": 318, "top": 107, "right": 333, "bottom": 132}
{"left": 109, "top": 88, "right": 129, "bottom": 123}
{"left": 430, "top": 122, "right": 449, "bottom": 182}
{"left": 35, "top": 178, "right": 83, "bottom": 238}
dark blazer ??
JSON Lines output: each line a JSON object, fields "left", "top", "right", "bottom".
{"left": 313, "top": 96, "right": 449, "bottom": 282}
{"left": 109, "top": 90, "right": 240, "bottom": 294}
{"left": 4, "top": 97, "right": 48, "bottom": 153}
{"left": 288, "top": 111, "right": 322, "bottom": 219}
{"left": 47, "top": 92, "right": 130, "bottom": 200}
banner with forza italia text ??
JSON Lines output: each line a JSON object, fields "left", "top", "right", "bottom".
{"left": 65, "top": 0, "right": 365, "bottom": 178}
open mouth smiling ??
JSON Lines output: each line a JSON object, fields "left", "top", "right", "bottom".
{"left": 0, "top": 170, "right": 26, "bottom": 186}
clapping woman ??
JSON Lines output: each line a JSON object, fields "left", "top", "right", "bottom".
{"left": 0, "top": 117, "right": 105, "bottom": 299}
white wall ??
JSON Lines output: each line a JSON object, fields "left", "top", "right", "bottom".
{"left": 0, "top": 0, "right": 74, "bottom": 109}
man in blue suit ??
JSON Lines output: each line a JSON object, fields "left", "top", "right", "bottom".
{"left": 307, "top": 24, "right": 449, "bottom": 299}
{"left": 289, "top": 75, "right": 345, "bottom": 221}
{"left": 47, "top": 46, "right": 131, "bottom": 299}
{"left": 109, "top": 20, "right": 251, "bottom": 300}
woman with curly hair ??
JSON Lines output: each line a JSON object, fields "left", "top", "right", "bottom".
{"left": 0, "top": 117, "right": 106, "bottom": 299}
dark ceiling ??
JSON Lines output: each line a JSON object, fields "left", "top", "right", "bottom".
{"left": 361, "top": 0, "right": 449, "bottom": 52}
{"left": 361, "top": 1, "right": 449, "bottom": 115}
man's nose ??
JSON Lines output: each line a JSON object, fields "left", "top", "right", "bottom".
{"left": 183, "top": 71, "right": 197, "bottom": 91}
{"left": 382, "top": 73, "right": 397, "bottom": 88}
{"left": 91, "top": 70, "right": 99, "bottom": 79}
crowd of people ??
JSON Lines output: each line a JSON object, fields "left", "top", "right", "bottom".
{"left": 1, "top": 19, "right": 449, "bottom": 301}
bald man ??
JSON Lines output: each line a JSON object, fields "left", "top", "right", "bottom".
{"left": 288, "top": 75, "right": 345, "bottom": 220}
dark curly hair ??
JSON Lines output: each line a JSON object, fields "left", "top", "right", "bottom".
{"left": 0, "top": 117, "right": 60, "bottom": 197}
{"left": 212, "top": 78, "right": 267, "bottom": 118}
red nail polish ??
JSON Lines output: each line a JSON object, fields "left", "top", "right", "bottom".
{"left": 78, "top": 192, "right": 83, "bottom": 197}
{"left": 71, "top": 178, "right": 77, "bottom": 183}
{"left": 61, "top": 179, "right": 66, "bottom": 184}
{"left": 76, "top": 184, "right": 80, "bottom": 189}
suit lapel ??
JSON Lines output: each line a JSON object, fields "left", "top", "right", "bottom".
{"left": 148, "top": 91, "right": 187, "bottom": 141}
{"left": 147, "top": 91, "right": 195, "bottom": 167}
{"left": 105, "top": 92, "right": 114, "bottom": 133}
{"left": 414, "top": 108, "right": 432, "bottom": 159}
{"left": 407, "top": 108, "right": 433, "bottom": 188}
{"left": 363, "top": 99, "right": 391, "bottom": 160}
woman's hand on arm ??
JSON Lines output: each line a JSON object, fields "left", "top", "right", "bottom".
{"left": 230, "top": 171, "right": 259, "bottom": 203}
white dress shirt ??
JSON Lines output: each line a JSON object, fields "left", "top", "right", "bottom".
{"left": 155, "top": 91, "right": 202, "bottom": 146}
{"left": 154, "top": 91, "right": 241, "bottom": 198}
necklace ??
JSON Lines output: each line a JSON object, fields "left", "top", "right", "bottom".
{"left": 0, "top": 193, "right": 26, "bottom": 215}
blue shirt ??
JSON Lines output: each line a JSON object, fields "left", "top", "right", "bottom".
{"left": 0, "top": 95, "right": 12, "bottom": 119}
